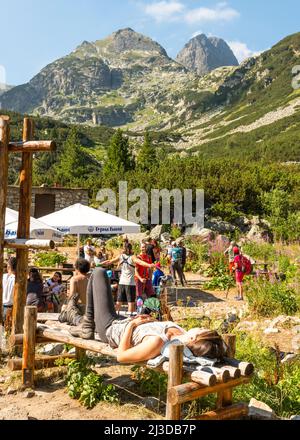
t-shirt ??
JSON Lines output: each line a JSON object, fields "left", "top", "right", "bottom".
{"left": 2, "top": 273, "right": 15, "bottom": 306}
{"left": 135, "top": 254, "right": 152, "bottom": 280}
{"left": 84, "top": 245, "right": 95, "bottom": 263}
{"left": 152, "top": 269, "right": 165, "bottom": 287}
{"left": 168, "top": 247, "right": 182, "bottom": 263}
{"left": 119, "top": 254, "right": 135, "bottom": 286}
{"left": 106, "top": 319, "right": 184, "bottom": 349}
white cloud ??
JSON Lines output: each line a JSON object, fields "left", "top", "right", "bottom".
{"left": 144, "top": 1, "right": 184, "bottom": 22}
{"left": 184, "top": 2, "right": 240, "bottom": 25}
{"left": 228, "top": 41, "right": 262, "bottom": 62}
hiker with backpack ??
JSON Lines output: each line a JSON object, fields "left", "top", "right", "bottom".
{"left": 233, "top": 247, "right": 252, "bottom": 301}
{"left": 100, "top": 242, "right": 157, "bottom": 316}
{"left": 64, "top": 268, "right": 228, "bottom": 365}
{"left": 168, "top": 241, "right": 185, "bottom": 287}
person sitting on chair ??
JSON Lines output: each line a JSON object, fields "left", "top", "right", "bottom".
{"left": 62, "top": 268, "right": 226, "bottom": 364}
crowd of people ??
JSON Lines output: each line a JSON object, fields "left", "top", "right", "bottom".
{"left": 1, "top": 237, "right": 189, "bottom": 327}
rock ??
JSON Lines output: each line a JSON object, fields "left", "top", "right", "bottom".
{"left": 249, "top": 398, "right": 276, "bottom": 420}
{"left": 143, "top": 396, "right": 164, "bottom": 411}
{"left": 0, "top": 377, "right": 9, "bottom": 384}
{"left": 290, "top": 415, "right": 300, "bottom": 420}
{"left": 23, "top": 390, "right": 35, "bottom": 399}
{"left": 40, "top": 343, "right": 65, "bottom": 356}
{"left": 176, "top": 34, "right": 238, "bottom": 76}
{"left": 185, "top": 227, "right": 215, "bottom": 243}
{"left": 246, "top": 225, "right": 271, "bottom": 243}
{"left": 293, "top": 325, "right": 300, "bottom": 335}
{"left": 161, "top": 232, "right": 171, "bottom": 243}
{"left": 236, "top": 321, "right": 257, "bottom": 331}
{"left": 122, "top": 232, "right": 150, "bottom": 243}
{"left": 150, "top": 225, "right": 163, "bottom": 240}
{"left": 233, "top": 216, "right": 251, "bottom": 232}
{"left": 270, "top": 315, "right": 300, "bottom": 329}
{"left": 292, "top": 336, "right": 300, "bottom": 353}
{"left": 264, "top": 328, "right": 280, "bottom": 335}
{"left": 281, "top": 354, "right": 298, "bottom": 364}
{"left": 205, "top": 218, "right": 236, "bottom": 234}
{"left": 227, "top": 312, "right": 238, "bottom": 323}
{"left": 68, "top": 347, "right": 76, "bottom": 355}
{"left": 6, "top": 387, "right": 17, "bottom": 395}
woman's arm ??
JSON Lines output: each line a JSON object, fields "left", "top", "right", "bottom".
{"left": 117, "top": 317, "right": 163, "bottom": 363}
{"left": 100, "top": 256, "right": 120, "bottom": 266}
{"left": 132, "top": 255, "right": 156, "bottom": 269}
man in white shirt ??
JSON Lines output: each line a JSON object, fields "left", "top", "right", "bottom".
{"left": 84, "top": 239, "right": 95, "bottom": 265}
{"left": 2, "top": 257, "right": 17, "bottom": 324}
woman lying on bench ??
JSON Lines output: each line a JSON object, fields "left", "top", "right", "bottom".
{"left": 63, "top": 268, "right": 226, "bottom": 364}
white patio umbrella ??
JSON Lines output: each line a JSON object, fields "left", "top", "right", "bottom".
{"left": 5, "top": 208, "right": 64, "bottom": 242}
{"left": 39, "top": 203, "right": 141, "bottom": 254}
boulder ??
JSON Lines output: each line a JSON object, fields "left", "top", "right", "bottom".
{"left": 150, "top": 225, "right": 163, "bottom": 240}
{"left": 246, "top": 225, "right": 271, "bottom": 243}
{"left": 122, "top": 232, "right": 150, "bottom": 243}
{"left": 205, "top": 218, "right": 236, "bottom": 233}
{"left": 236, "top": 321, "right": 258, "bottom": 331}
{"left": 22, "top": 390, "right": 35, "bottom": 399}
{"left": 6, "top": 387, "right": 17, "bottom": 395}
{"left": 40, "top": 343, "right": 65, "bottom": 356}
{"left": 161, "top": 232, "right": 171, "bottom": 243}
{"left": 249, "top": 398, "right": 276, "bottom": 420}
{"left": 270, "top": 316, "right": 300, "bottom": 329}
{"left": 290, "top": 415, "right": 300, "bottom": 420}
{"left": 264, "top": 328, "right": 280, "bottom": 335}
{"left": 233, "top": 216, "right": 251, "bottom": 232}
{"left": 185, "top": 227, "right": 215, "bottom": 243}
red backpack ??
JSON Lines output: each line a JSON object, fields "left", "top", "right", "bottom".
{"left": 240, "top": 255, "right": 252, "bottom": 275}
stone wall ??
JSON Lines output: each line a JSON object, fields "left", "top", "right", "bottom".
{"left": 7, "top": 186, "right": 89, "bottom": 217}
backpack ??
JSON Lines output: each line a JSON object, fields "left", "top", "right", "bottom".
{"left": 172, "top": 248, "right": 182, "bottom": 263}
{"left": 142, "top": 297, "right": 162, "bottom": 321}
{"left": 240, "top": 255, "right": 252, "bottom": 275}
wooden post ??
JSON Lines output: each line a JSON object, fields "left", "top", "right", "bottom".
{"left": 22, "top": 306, "right": 37, "bottom": 388}
{"left": 217, "top": 334, "right": 237, "bottom": 408}
{"left": 166, "top": 344, "right": 183, "bottom": 420}
{"left": 0, "top": 117, "right": 10, "bottom": 326}
{"left": 12, "top": 118, "right": 34, "bottom": 336}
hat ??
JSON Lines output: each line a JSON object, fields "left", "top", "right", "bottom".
{"left": 233, "top": 246, "right": 240, "bottom": 255}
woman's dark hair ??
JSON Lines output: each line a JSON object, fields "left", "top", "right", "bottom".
{"left": 75, "top": 258, "right": 90, "bottom": 275}
{"left": 29, "top": 268, "right": 43, "bottom": 284}
{"left": 52, "top": 272, "right": 62, "bottom": 284}
{"left": 124, "top": 242, "right": 133, "bottom": 255}
{"left": 7, "top": 257, "right": 17, "bottom": 272}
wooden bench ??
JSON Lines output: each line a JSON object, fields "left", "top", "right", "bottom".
{"left": 10, "top": 306, "right": 254, "bottom": 420}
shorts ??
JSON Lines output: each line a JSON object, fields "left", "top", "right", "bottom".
{"left": 117, "top": 284, "right": 136, "bottom": 303}
{"left": 136, "top": 279, "right": 155, "bottom": 298}
{"left": 236, "top": 271, "right": 245, "bottom": 284}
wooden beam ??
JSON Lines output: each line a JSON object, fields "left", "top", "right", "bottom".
{"left": 0, "top": 117, "right": 10, "bottom": 325}
{"left": 22, "top": 306, "right": 37, "bottom": 388}
{"left": 9, "top": 333, "right": 51, "bottom": 347}
{"left": 36, "top": 324, "right": 118, "bottom": 357}
{"left": 4, "top": 239, "right": 55, "bottom": 250}
{"left": 194, "top": 403, "right": 249, "bottom": 420}
{"left": 12, "top": 118, "right": 33, "bottom": 336}
{"left": 223, "top": 358, "right": 254, "bottom": 376}
{"left": 166, "top": 344, "right": 183, "bottom": 420}
{"left": 8, "top": 354, "right": 76, "bottom": 371}
{"left": 8, "top": 140, "right": 56, "bottom": 153}
{"left": 167, "top": 377, "right": 251, "bottom": 406}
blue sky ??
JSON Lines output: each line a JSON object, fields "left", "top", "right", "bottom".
{"left": 1, "top": 0, "right": 300, "bottom": 86}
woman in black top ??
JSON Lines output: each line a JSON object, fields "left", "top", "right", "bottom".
{"left": 26, "top": 268, "right": 45, "bottom": 312}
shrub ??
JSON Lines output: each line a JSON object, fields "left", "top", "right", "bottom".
{"left": 34, "top": 251, "right": 67, "bottom": 267}
{"left": 131, "top": 365, "right": 167, "bottom": 398}
{"left": 233, "top": 333, "right": 300, "bottom": 418}
{"left": 184, "top": 241, "right": 209, "bottom": 273}
{"left": 242, "top": 242, "right": 277, "bottom": 263}
{"left": 245, "top": 279, "right": 299, "bottom": 317}
{"left": 66, "top": 358, "right": 118, "bottom": 408}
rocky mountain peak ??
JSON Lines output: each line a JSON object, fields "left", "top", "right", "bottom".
{"left": 176, "top": 33, "right": 239, "bottom": 76}
{"left": 105, "top": 28, "right": 168, "bottom": 56}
